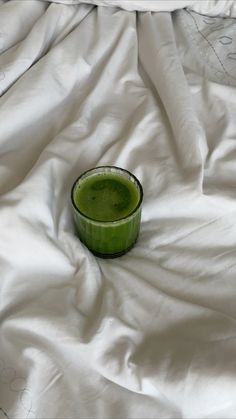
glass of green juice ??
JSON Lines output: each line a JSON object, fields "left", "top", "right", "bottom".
{"left": 71, "top": 166, "right": 143, "bottom": 258}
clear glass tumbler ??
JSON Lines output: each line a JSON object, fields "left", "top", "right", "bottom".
{"left": 71, "top": 166, "right": 143, "bottom": 258}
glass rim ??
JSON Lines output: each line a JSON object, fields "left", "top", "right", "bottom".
{"left": 71, "top": 165, "right": 143, "bottom": 224}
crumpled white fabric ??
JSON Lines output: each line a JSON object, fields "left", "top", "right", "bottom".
{"left": 1, "top": 1, "right": 236, "bottom": 419}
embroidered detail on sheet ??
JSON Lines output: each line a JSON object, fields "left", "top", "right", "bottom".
{"left": 177, "top": 9, "right": 236, "bottom": 86}
{"left": 0, "top": 359, "right": 36, "bottom": 419}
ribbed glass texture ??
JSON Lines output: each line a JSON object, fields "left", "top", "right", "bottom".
{"left": 71, "top": 166, "right": 143, "bottom": 258}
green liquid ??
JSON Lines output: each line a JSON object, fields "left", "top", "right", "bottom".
{"left": 72, "top": 169, "right": 142, "bottom": 258}
{"left": 74, "top": 173, "right": 139, "bottom": 222}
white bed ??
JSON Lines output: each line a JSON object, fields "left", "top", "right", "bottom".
{"left": 1, "top": 1, "right": 236, "bottom": 418}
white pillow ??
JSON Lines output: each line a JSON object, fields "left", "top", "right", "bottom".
{"left": 41, "top": 0, "right": 236, "bottom": 16}
{"left": 42, "top": 0, "right": 193, "bottom": 12}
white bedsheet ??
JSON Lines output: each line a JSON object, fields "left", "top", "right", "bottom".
{"left": 1, "top": 1, "right": 236, "bottom": 418}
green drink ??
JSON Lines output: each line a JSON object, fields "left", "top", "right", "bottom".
{"left": 71, "top": 166, "right": 143, "bottom": 258}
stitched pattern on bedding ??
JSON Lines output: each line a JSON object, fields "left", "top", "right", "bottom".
{"left": 187, "top": 10, "right": 235, "bottom": 80}
{"left": 0, "top": 359, "right": 36, "bottom": 419}
{"left": 177, "top": 9, "right": 236, "bottom": 86}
